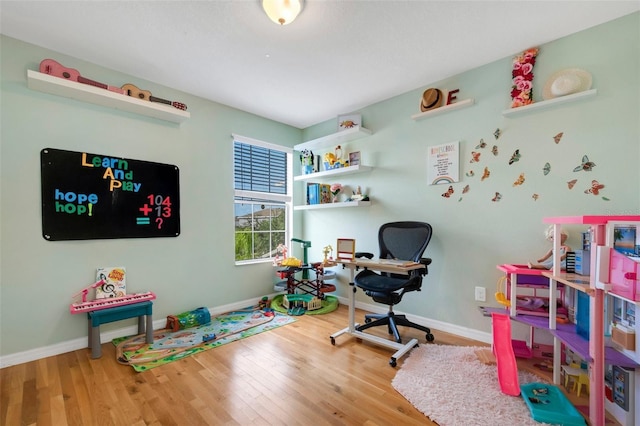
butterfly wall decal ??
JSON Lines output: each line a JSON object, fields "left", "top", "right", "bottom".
{"left": 567, "top": 179, "right": 577, "bottom": 189}
{"left": 470, "top": 151, "right": 481, "bottom": 163}
{"left": 508, "top": 149, "right": 521, "bottom": 165}
{"left": 466, "top": 170, "right": 475, "bottom": 177}
{"left": 481, "top": 167, "right": 490, "bottom": 181}
{"left": 553, "top": 132, "right": 563, "bottom": 144}
{"left": 494, "top": 128, "right": 502, "bottom": 140}
{"left": 492, "top": 192, "right": 502, "bottom": 202}
{"left": 573, "top": 155, "right": 596, "bottom": 172}
{"left": 513, "top": 173, "right": 525, "bottom": 186}
{"left": 532, "top": 193, "right": 539, "bottom": 201}
{"left": 584, "top": 180, "right": 605, "bottom": 195}
{"left": 492, "top": 145, "right": 499, "bottom": 156}
{"left": 543, "top": 162, "right": 551, "bottom": 176}
{"left": 475, "top": 139, "right": 486, "bottom": 149}
{"left": 441, "top": 185, "right": 454, "bottom": 198}
{"left": 462, "top": 185, "right": 470, "bottom": 194}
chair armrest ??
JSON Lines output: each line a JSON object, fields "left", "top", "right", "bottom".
{"left": 355, "top": 252, "right": 374, "bottom": 259}
{"left": 419, "top": 258, "right": 432, "bottom": 274}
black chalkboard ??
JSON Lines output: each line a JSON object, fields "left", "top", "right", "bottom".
{"left": 41, "top": 148, "right": 180, "bottom": 241}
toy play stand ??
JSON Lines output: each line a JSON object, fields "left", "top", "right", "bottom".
{"left": 275, "top": 238, "right": 337, "bottom": 298}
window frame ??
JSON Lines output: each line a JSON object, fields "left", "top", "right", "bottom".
{"left": 232, "top": 133, "right": 293, "bottom": 265}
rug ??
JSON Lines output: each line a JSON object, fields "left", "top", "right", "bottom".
{"left": 270, "top": 294, "right": 339, "bottom": 315}
{"left": 113, "top": 309, "right": 295, "bottom": 372}
{"left": 392, "top": 345, "right": 553, "bottom": 426}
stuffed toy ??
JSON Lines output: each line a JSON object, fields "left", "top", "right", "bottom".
{"left": 300, "top": 149, "right": 314, "bottom": 174}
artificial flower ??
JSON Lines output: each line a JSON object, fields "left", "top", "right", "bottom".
{"left": 510, "top": 47, "right": 539, "bottom": 108}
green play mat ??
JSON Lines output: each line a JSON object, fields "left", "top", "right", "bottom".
{"left": 271, "top": 293, "right": 339, "bottom": 315}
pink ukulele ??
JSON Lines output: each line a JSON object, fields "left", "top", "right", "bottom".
{"left": 39, "top": 58, "right": 125, "bottom": 94}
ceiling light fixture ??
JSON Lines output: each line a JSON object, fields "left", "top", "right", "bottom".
{"left": 262, "top": 0, "right": 302, "bottom": 26}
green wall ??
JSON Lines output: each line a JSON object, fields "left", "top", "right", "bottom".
{"left": 1, "top": 12, "right": 638, "bottom": 360}
{"left": 300, "top": 13, "right": 639, "bottom": 334}
{"left": 0, "top": 35, "right": 301, "bottom": 357}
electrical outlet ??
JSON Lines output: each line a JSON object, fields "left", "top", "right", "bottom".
{"left": 475, "top": 286, "right": 486, "bottom": 302}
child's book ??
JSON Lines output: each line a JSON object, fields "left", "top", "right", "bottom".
{"left": 319, "top": 184, "right": 332, "bottom": 203}
{"left": 96, "top": 267, "right": 126, "bottom": 298}
{"left": 307, "top": 183, "right": 320, "bottom": 205}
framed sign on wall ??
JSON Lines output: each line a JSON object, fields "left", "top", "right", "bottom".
{"left": 427, "top": 141, "right": 460, "bottom": 185}
{"left": 40, "top": 148, "right": 180, "bottom": 241}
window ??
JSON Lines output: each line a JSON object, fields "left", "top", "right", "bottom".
{"left": 233, "top": 134, "right": 292, "bottom": 264}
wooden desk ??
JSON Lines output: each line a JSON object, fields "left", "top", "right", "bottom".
{"left": 330, "top": 259, "right": 425, "bottom": 367}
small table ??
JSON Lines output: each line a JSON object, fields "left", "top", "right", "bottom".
{"left": 87, "top": 301, "right": 153, "bottom": 358}
{"left": 330, "top": 259, "right": 425, "bottom": 366}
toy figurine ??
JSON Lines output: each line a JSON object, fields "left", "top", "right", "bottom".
{"left": 529, "top": 226, "right": 571, "bottom": 269}
{"left": 322, "top": 244, "right": 334, "bottom": 265}
{"left": 300, "top": 149, "right": 314, "bottom": 174}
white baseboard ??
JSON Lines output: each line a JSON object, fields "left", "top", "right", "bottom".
{"left": 0, "top": 293, "right": 490, "bottom": 368}
{"left": 0, "top": 295, "right": 268, "bottom": 369}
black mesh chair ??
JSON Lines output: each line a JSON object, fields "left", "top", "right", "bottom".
{"left": 354, "top": 221, "right": 435, "bottom": 344}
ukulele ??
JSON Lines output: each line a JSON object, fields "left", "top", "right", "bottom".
{"left": 39, "top": 59, "right": 125, "bottom": 94}
{"left": 121, "top": 83, "right": 187, "bottom": 111}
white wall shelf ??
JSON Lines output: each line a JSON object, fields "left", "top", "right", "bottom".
{"left": 294, "top": 164, "right": 372, "bottom": 182}
{"left": 294, "top": 126, "right": 372, "bottom": 152}
{"left": 502, "top": 89, "right": 597, "bottom": 117}
{"left": 294, "top": 200, "right": 371, "bottom": 211}
{"left": 410, "top": 98, "right": 475, "bottom": 121}
{"left": 27, "top": 70, "right": 190, "bottom": 124}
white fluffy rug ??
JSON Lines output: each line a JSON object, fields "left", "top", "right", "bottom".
{"left": 392, "top": 345, "right": 551, "bottom": 426}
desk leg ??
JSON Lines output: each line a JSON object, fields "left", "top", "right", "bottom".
{"left": 137, "top": 315, "right": 145, "bottom": 335}
{"left": 91, "top": 325, "right": 102, "bottom": 359}
{"left": 88, "top": 318, "right": 92, "bottom": 349}
{"left": 347, "top": 267, "right": 356, "bottom": 333}
{"left": 330, "top": 265, "right": 358, "bottom": 343}
{"left": 145, "top": 314, "right": 153, "bottom": 344}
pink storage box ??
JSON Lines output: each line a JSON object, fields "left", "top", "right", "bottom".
{"left": 609, "top": 249, "right": 640, "bottom": 301}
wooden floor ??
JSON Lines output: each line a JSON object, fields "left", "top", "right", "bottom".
{"left": 0, "top": 304, "right": 607, "bottom": 425}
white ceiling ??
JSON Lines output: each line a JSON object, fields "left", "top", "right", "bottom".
{"left": 1, "top": 1, "right": 638, "bottom": 129}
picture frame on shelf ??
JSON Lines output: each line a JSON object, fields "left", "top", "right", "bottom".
{"left": 337, "top": 113, "right": 362, "bottom": 131}
{"left": 348, "top": 151, "right": 361, "bottom": 166}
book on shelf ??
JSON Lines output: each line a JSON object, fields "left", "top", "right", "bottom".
{"left": 307, "top": 183, "right": 320, "bottom": 205}
{"left": 95, "top": 266, "right": 126, "bottom": 299}
{"left": 319, "top": 184, "right": 332, "bottom": 204}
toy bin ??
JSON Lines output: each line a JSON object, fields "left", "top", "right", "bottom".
{"left": 609, "top": 249, "right": 640, "bottom": 301}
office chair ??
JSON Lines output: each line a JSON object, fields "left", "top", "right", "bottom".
{"left": 354, "top": 221, "right": 434, "bottom": 344}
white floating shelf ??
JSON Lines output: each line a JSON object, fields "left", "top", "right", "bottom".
{"left": 294, "top": 164, "right": 372, "bottom": 181}
{"left": 411, "top": 98, "right": 475, "bottom": 121}
{"left": 502, "top": 89, "right": 597, "bottom": 117}
{"left": 294, "top": 200, "right": 371, "bottom": 210}
{"left": 27, "top": 70, "right": 190, "bottom": 124}
{"left": 294, "top": 125, "right": 372, "bottom": 151}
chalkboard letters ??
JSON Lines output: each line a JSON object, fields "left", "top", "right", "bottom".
{"left": 54, "top": 189, "right": 98, "bottom": 215}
